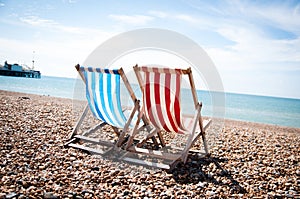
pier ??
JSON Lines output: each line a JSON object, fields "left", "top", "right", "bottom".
{"left": 0, "top": 61, "right": 41, "bottom": 78}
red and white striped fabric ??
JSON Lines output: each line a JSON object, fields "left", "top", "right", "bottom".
{"left": 139, "top": 67, "right": 188, "bottom": 134}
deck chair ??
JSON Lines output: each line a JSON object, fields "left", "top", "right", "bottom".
{"left": 123, "top": 65, "right": 212, "bottom": 170}
{"left": 65, "top": 64, "right": 142, "bottom": 155}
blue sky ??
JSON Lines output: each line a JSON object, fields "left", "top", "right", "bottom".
{"left": 0, "top": 0, "right": 299, "bottom": 99}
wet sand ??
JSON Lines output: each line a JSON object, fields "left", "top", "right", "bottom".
{"left": 0, "top": 90, "right": 299, "bottom": 198}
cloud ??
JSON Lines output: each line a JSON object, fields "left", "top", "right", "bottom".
{"left": 20, "top": 15, "right": 80, "bottom": 34}
{"left": 175, "top": 1, "right": 300, "bottom": 71}
{"left": 245, "top": 2, "right": 300, "bottom": 35}
{"left": 109, "top": 14, "right": 154, "bottom": 25}
{"left": 148, "top": 10, "right": 211, "bottom": 27}
{"left": 185, "top": 1, "right": 300, "bottom": 36}
{"left": 19, "top": 15, "right": 112, "bottom": 37}
{"left": 205, "top": 22, "right": 300, "bottom": 98}
{"left": 175, "top": 14, "right": 199, "bottom": 24}
{"left": 20, "top": 16, "right": 57, "bottom": 27}
{"left": 62, "top": 0, "right": 77, "bottom": 3}
{"left": 148, "top": 10, "right": 168, "bottom": 18}
{"left": 208, "top": 24, "right": 300, "bottom": 70}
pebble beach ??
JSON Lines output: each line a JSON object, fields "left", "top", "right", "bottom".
{"left": 0, "top": 90, "right": 299, "bottom": 198}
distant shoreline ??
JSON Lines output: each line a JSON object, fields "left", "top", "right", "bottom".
{"left": 2, "top": 73, "right": 300, "bottom": 100}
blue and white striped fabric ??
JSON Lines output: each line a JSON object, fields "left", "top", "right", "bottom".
{"left": 79, "top": 66, "right": 127, "bottom": 128}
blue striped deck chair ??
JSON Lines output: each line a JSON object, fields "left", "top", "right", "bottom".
{"left": 65, "top": 64, "right": 141, "bottom": 154}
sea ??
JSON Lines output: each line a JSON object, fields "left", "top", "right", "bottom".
{"left": 1, "top": 75, "right": 300, "bottom": 129}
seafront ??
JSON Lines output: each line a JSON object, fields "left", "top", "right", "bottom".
{"left": 0, "top": 90, "right": 299, "bottom": 198}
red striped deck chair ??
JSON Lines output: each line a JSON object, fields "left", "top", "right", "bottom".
{"left": 124, "top": 65, "right": 211, "bottom": 170}
{"left": 65, "top": 64, "right": 142, "bottom": 155}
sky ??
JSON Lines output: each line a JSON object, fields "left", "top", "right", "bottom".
{"left": 0, "top": 0, "right": 299, "bottom": 99}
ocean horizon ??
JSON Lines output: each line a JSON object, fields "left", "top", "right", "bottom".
{"left": 1, "top": 75, "right": 299, "bottom": 129}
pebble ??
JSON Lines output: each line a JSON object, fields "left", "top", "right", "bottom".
{"left": 70, "top": 157, "right": 76, "bottom": 161}
{"left": 44, "top": 192, "right": 58, "bottom": 199}
{"left": 5, "top": 192, "right": 18, "bottom": 199}
{"left": 206, "top": 191, "right": 216, "bottom": 196}
{"left": 0, "top": 91, "right": 299, "bottom": 198}
{"left": 0, "top": 193, "right": 5, "bottom": 199}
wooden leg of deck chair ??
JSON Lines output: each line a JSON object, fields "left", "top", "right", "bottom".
{"left": 66, "top": 104, "right": 89, "bottom": 141}
{"left": 64, "top": 137, "right": 78, "bottom": 146}
{"left": 116, "top": 101, "right": 140, "bottom": 147}
{"left": 182, "top": 104, "right": 201, "bottom": 163}
{"left": 202, "top": 132, "right": 209, "bottom": 155}
{"left": 65, "top": 121, "right": 106, "bottom": 147}
{"left": 157, "top": 131, "right": 166, "bottom": 147}
{"left": 144, "top": 125, "right": 162, "bottom": 148}
{"left": 82, "top": 122, "right": 106, "bottom": 136}
{"left": 200, "top": 119, "right": 212, "bottom": 155}
{"left": 117, "top": 129, "right": 129, "bottom": 147}
{"left": 125, "top": 111, "right": 143, "bottom": 150}
{"left": 133, "top": 125, "right": 163, "bottom": 148}
{"left": 112, "top": 126, "right": 120, "bottom": 137}
{"left": 181, "top": 119, "right": 212, "bottom": 158}
{"left": 136, "top": 128, "right": 157, "bottom": 147}
{"left": 151, "top": 136, "right": 159, "bottom": 147}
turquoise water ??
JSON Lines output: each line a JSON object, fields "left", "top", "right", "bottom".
{"left": 1, "top": 75, "right": 299, "bottom": 128}
{"left": 0, "top": 75, "right": 76, "bottom": 99}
